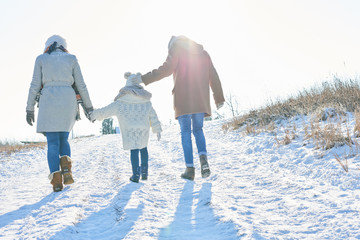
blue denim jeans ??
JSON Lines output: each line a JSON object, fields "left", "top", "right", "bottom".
{"left": 177, "top": 113, "right": 207, "bottom": 167}
{"left": 130, "top": 147, "right": 148, "bottom": 176}
{"left": 46, "top": 132, "right": 71, "bottom": 173}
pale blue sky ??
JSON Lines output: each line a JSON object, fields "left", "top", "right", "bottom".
{"left": 1, "top": 0, "right": 360, "bottom": 141}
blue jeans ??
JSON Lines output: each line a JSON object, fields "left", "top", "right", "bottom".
{"left": 46, "top": 132, "right": 71, "bottom": 173}
{"left": 178, "top": 113, "right": 207, "bottom": 167}
{"left": 130, "top": 147, "right": 148, "bottom": 176}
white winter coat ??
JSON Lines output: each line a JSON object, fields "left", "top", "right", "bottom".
{"left": 91, "top": 87, "right": 162, "bottom": 150}
{"left": 26, "top": 50, "right": 93, "bottom": 133}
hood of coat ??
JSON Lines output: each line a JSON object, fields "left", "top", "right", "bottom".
{"left": 168, "top": 36, "right": 204, "bottom": 54}
{"left": 114, "top": 86, "right": 152, "bottom": 103}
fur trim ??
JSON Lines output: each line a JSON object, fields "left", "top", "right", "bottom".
{"left": 114, "top": 86, "right": 152, "bottom": 101}
{"left": 44, "top": 35, "right": 67, "bottom": 52}
{"left": 60, "top": 155, "right": 72, "bottom": 162}
{"left": 48, "top": 170, "right": 62, "bottom": 181}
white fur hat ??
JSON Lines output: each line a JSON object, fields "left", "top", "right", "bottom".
{"left": 44, "top": 35, "right": 67, "bottom": 51}
{"left": 124, "top": 72, "right": 142, "bottom": 87}
{"left": 124, "top": 72, "right": 133, "bottom": 86}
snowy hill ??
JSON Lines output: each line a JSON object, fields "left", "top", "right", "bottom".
{"left": 1, "top": 117, "right": 360, "bottom": 239}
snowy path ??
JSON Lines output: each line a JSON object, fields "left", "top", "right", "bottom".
{"left": 1, "top": 119, "right": 360, "bottom": 239}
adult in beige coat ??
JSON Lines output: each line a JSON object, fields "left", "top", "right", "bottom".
{"left": 129, "top": 35, "right": 225, "bottom": 180}
{"left": 26, "top": 35, "right": 93, "bottom": 192}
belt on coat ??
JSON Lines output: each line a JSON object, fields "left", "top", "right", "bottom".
{"left": 43, "top": 82, "right": 72, "bottom": 88}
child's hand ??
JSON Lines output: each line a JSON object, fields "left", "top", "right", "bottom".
{"left": 89, "top": 112, "right": 96, "bottom": 123}
{"left": 157, "top": 132, "right": 161, "bottom": 141}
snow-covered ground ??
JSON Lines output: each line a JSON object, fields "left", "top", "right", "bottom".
{"left": 1, "top": 116, "right": 360, "bottom": 239}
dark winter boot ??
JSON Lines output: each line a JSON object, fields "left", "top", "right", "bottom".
{"left": 49, "top": 171, "right": 63, "bottom": 192}
{"left": 130, "top": 166, "right": 140, "bottom": 183}
{"left": 200, "top": 155, "right": 211, "bottom": 178}
{"left": 181, "top": 167, "right": 195, "bottom": 180}
{"left": 141, "top": 165, "right": 148, "bottom": 180}
{"left": 60, "top": 156, "right": 74, "bottom": 185}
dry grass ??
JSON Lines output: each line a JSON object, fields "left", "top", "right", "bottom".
{"left": 222, "top": 77, "right": 360, "bottom": 167}
{"left": 354, "top": 109, "right": 360, "bottom": 137}
{"left": 223, "top": 78, "right": 360, "bottom": 132}
{"left": 305, "top": 117, "right": 347, "bottom": 150}
{"left": 333, "top": 153, "right": 349, "bottom": 172}
{"left": 282, "top": 130, "right": 292, "bottom": 145}
{"left": 244, "top": 123, "right": 257, "bottom": 136}
{"left": 0, "top": 142, "right": 46, "bottom": 155}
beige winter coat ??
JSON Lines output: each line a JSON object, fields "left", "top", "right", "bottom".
{"left": 26, "top": 50, "right": 93, "bottom": 133}
{"left": 91, "top": 87, "right": 162, "bottom": 150}
{"left": 141, "top": 36, "right": 225, "bottom": 119}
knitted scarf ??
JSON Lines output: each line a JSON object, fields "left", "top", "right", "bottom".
{"left": 114, "top": 85, "right": 152, "bottom": 101}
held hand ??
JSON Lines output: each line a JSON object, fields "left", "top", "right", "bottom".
{"left": 157, "top": 132, "right": 161, "bottom": 141}
{"left": 89, "top": 112, "right": 96, "bottom": 123}
{"left": 26, "top": 111, "right": 35, "bottom": 126}
{"left": 85, "top": 107, "right": 94, "bottom": 122}
{"left": 216, "top": 102, "right": 224, "bottom": 110}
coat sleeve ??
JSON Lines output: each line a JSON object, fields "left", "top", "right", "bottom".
{"left": 73, "top": 57, "right": 93, "bottom": 109}
{"left": 141, "top": 50, "right": 179, "bottom": 86}
{"left": 208, "top": 55, "right": 225, "bottom": 105}
{"left": 26, "top": 56, "right": 42, "bottom": 112}
{"left": 149, "top": 106, "right": 162, "bottom": 134}
{"left": 91, "top": 102, "right": 119, "bottom": 121}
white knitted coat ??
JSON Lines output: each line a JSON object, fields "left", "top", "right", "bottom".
{"left": 26, "top": 49, "right": 93, "bottom": 133}
{"left": 91, "top": 87, "right": 162, "bottom": 150}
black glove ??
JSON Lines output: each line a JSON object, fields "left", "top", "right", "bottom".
{"left": 26, "top": 111, "right": 35, "bottom": 126}
{"left": 85, "top": 107, "right": 94, "bottom": 121}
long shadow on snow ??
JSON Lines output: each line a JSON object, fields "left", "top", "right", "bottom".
{"left": 158, "top": 182, "right": 238, "bottom": 240}
{"left": 49, "top": 182, "right": 143, "bottom": 240}
{"left": 0, "top": 191, "right": 60, "bottom": 228}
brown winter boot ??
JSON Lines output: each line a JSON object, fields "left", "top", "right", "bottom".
{"left": 49, "top": 171, "right": 63, "bottom": 192}
{"left": 200, "top": 155, "right": 211, "bottom": 178}
{"left": 60, "top": 156, "right": 74, "bottom": 185}
{"left": 181, "top": 167, "right": 195, "bottom": 181}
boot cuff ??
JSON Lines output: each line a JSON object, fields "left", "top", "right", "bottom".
{"left": 60, "top": 155, "right": 72, "bottom": 162}
{"left": 48, "top": 170, "right": 62, "bottom": 181}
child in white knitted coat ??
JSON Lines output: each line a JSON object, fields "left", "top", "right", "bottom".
{"left": 90, "top": 72, "right": 162, "bottom": 182}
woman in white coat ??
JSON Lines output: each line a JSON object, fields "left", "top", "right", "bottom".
{"left": 90, "top": 72, "right": 162, "bottom": 183}
{"left": 26, "top": 35, "right": 93, "bottom": 192}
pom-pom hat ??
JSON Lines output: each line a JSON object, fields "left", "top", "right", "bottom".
{"left": 124, "top": 72, "right": 142, "bottom": 87}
